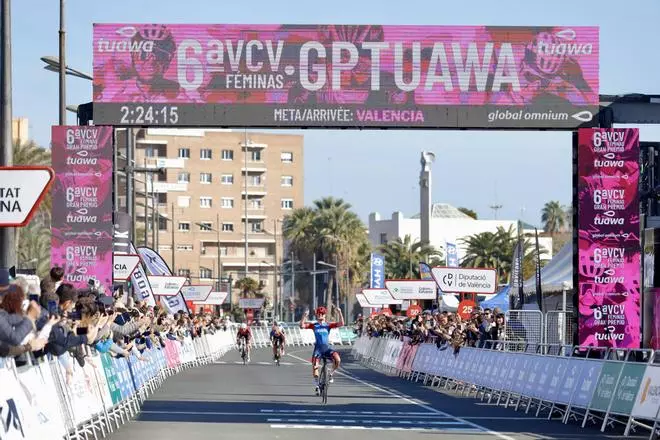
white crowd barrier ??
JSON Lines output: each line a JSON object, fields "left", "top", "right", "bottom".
{"left": 352, "top": 336, "right": 660, "bottom": 439}
{"left": 0, "top": 330, "right": 234, "bottom": 440}
{"left": 227, "top": 324, "right": 357, "bottom": 348}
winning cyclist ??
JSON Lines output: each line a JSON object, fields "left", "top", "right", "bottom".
{"left": 270, "top": 322, "right": 286, "bottom": 362}
{"left": 236, "top": 323, "right": 252, "bottom": 362}
{"left": 300, "top": 305, "right": 344, "bottom": 395}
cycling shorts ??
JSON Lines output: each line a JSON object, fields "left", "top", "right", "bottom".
{"left": 312, "top": 344, "right": 337, "bottom": 361}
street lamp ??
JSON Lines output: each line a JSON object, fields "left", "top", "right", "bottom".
{"left": 195, "top": 213, "right": 222, "bottom": 292}
{"left": 40, "top": 56, "right": 93, "bottom": 81}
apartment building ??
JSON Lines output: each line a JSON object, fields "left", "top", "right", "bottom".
{"left": 133, "top": 128, "right": 304, "bottom": 307}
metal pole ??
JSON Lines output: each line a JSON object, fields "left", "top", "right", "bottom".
{"left": 217, "top": 212, "right": 221, "bottom": 291}
{"left": 273, "top": 218, "right": 278, "bottom": 318}
{"left": 243, "top": 133, "right": 248, "bottom": 279}
{"left": 0, "top": 0, "right": 14, "bottom": 270}
{"left": 113, "top": 131, "right": 118, "bottom": 213}
{"left": 279, "top": 264, "right": 284, "bottom": 320}
{"left": 290, "top": 251, "right": 294, "bottom": 321}
{"left": 143, "top": 159, "right": 148, "bottom": 247}
{"left": 335, "top": 255, "right": 340, "bottom": 312}
{"left": 313, "top": 253, "right": 317, "bottom": 312}
{"left": 126, "top": 128, "right": 134, "bottom": 241}
{"left": 170, "top": 202, "right": 175, "bottom": 272}
{"left": 58, "top": 0, "right": 66, "bottom": 125}
{"left": 562, "top": 287, "right": 567, "bottom": 346}
{"left": 151, "top": 183, "right": 156, "bottom": 249}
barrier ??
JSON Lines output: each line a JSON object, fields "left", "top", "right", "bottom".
{"left": 227, "top": 324, "right": 357, "bottom": 348}
{"left": 0, "top": 330, "right": 234, "bottom": 440}
{"left": 352, "top": 336, "right": 660, "bottom": 438}
{"left": 545, "top": 311, "right": 574, "bottom": 346}
{"left": 505, "top": 310, "right": 544, "bottom": 351}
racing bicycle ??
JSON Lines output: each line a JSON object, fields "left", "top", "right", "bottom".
{"left": 273, "top": 340, "right": 282, "bottom": 366}
{"left": 238, "top": 339, "right": 248, "bottom": 365}
{"left": 318, "top": 355, "right": 331, "bottom": 404}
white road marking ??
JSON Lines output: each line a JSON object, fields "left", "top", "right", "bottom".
{"left": 287, "top": 352, "right": 517, "bottom": 440}
{"left": 270, "top": 424, "right": 483, "bottom": 432}
{"left": 259, "top": 409, "right": 435, "bottom": 416}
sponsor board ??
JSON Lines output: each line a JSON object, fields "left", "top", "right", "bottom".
{"left": 180, "top": 284, "right": 213, "bottom": 302}
{"left": 362, "top": 288, "right": 402, "bottom": 305}
{"left": 112, "top": 254, "right": 140, "bottom": 281}
{"left": 239, "top": 298, "right": 265, "bottom": 309}
{"left": 431, "top": 267, "right": 497, "bottom": 294}
{"left": 0, "top": 167, "right": 54, "bottom": 227}
{"left": 194, "top": 291, "right": 228, "bottom": 305}
{"left": 385, "top": 279, "right": 436, "bottom": 300}
{"left": 147, "top": 276, "right": 187, "bottom": 296}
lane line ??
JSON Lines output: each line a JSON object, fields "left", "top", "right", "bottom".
{"left": 286, "top": 352, "right": 516, "bottom": 440}
{"left": 270, "top": 424, "right": 483, "bottom": 432}
{"left": 258, "top": 409, "right": 435, "bottom": 416}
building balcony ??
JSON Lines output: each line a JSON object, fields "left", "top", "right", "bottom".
{"left": 241, "top": 166, "right": 267, "bottom": 173}
{"left": 241, "top": 141, "right": 267, "bottom": 150}
{"left": 151, "top": 182, "right": 187, "bottom": 193}
{"left": 241, "top": 190, "right": 267, "bottom": 197}
{"left": 145, "top": 157, "right": 185, "bottom": 169}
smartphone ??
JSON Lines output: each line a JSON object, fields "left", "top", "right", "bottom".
{"left": 76, "top": 327, "right": 88, "bottom": 336}
{"left": 47, "top": 300, "right": 59, "bottom": 316}
{"left": 28, "top": 294, "right": 39, "bottom": 303}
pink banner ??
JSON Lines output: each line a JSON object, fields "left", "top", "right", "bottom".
{"left": 93, "top": 24, "right": 598, "bottom": 129}
{"left": 577, "top": 128, "right": 641, "bottom": 348}
{"left": 51, "top": 126, "right": 114, "bottom": 294}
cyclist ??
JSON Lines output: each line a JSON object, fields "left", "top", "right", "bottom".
{"left": 236, "top": 323, "right": 252, "bottom": 362}
{"left": 270, "top": 322, "right": 286, "bottom": 362}
{"left": 300, "top": 305, "right": 344, "bottom": 395}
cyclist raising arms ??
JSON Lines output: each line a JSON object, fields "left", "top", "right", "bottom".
{"left": 270, "top": 322, "right": 286, "bottom": 363}
{"left": 236, "top": 323, "right": 252, "bottom": 363}
{"left": 300, "top": 305, "right": 344, "bottom": 395}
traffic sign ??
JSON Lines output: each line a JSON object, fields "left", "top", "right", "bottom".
{"left": 0, "top": 167, "right": 54, "bottom": 227}
{"left": 431, "top": 267, "right": 497, "bottom": 294}
{"left": 457, "top": 300, "right": 478, "bottom": 320}
{"left": 112, "top": 254, "right": 140, "bottom": 281}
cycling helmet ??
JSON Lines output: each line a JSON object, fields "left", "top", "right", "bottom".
{"left": 240, "top": 323, "right": 247, "bottom": 330}
{"left": 316, "top": 306, "right": 327, "bottom": 315}
{"left": 524, "top": 31, "right": 567, "bottom": 77}
{"left": 132, "top": 24, "right": 176, "bottom": 63}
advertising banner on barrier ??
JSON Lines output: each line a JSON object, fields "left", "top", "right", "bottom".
{"left": 385, "top": 279, "right": 437, "bottom": 300}
{"left": 93, "top": 24, "right": 599, "bottom": 129}
{"left": 101, "top": 353, "right": 123, "bottom": 405}
{"left": 632, "top": 365, "right": 660, "bottom": 419}
{"left": 607, "top": 363, "right": 646, "bottom": 415}
{"left": 571, "top": 360, "right": 603, "bottom": 408}
{"left": 577, "top": 128, "right": 641, "bottom": 348}
{"left": 51, "top": 126, "right": 114, "bottom": 294}
{"left": 590, "top": 362, "right": 624, "bottom": 411}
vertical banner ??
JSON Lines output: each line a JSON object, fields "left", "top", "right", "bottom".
{"left": 370, "top": 253, "right": 385, "bottom": 288}
{"left": 535, "top": 228, "right": 543, "bottom": 312}
{"left": 51, "top": 126, "right": 114, "bottom": 294}
{"left": 129, "top": 242, "right": 156, "bottom": 306}
{"left": 510, "top": 239, "right": 522, "bottom": 309}
{"left": 577, "top": 128, "right": 640, "bottom": 348}
{"left": 446, "top": 242, "right": 459, "bottom": 267}
{"left": 517, "top": 223, "right": 524, "bottom": 307}
{"left": 137, "top": 246, "right": 189, "bottom": 314}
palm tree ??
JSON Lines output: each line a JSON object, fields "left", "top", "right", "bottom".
{"left": 234, "top": 277, "right": 262, "bottom": 298}
{"left": 17, "top": 220, "right": 51, "bottom": 277}
{"left": 379, "top": 234, "right": 443, "bottom": 279}
{"left": 283, "top": 197, "right": 370, "bottom": 311}
{"left": 542, "top": 201, "right": 566, "bottom": 235}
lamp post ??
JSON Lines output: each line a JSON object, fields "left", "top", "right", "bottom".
{"left": 0, "top": 0, "right": 14, "bottom": 271}
{"left": 317, "top": 260, "right": 338, "bottom": 312}
{"left": 195, "top": 219, "right": 222, "bottom": 292}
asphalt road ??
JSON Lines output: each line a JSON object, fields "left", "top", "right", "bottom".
{"left": 107, "top": 346, "right": 646, "bottom": 439}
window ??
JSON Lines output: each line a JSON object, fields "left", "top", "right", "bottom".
{"left": 200, "top": 197, "right": 212, "bottom": 208}
{"left": 157, "top": 193, "right": 167, "bottom": 204}
{"left": 250, "top": 150, "right": 262, "bottom": 161}
{"left": 199, "top": 267, "right": 213, "bottom": 279}
{"left": 158, "top": 217, "right": 168, "bottom": 230}
{"left": 249, "top": 199, "right": 263, "bottom": 210}
{"left": 250, "top": 221, "right": 263, "bottom": 233}
{"left": 200, "top": 148, "right": 212, "bottom": 160}
{"left": 176, "top": 244, "right": 193, "bottom": 251}
{"left": 177, "top": 172, "right": 190, "bottom": 183}
{"left": 158, "top": 244, "right": 172, "bottom": 251}
{"left": 222, "top": 223, "right": 234, "bottom": 232}
{"left": 221, "top": 197, "right": 234, "bottom": 208}
{"left": 177, "top": 196, "right": 190, "bottom": 208}
{"left": 379, "top": 233, "right": 387, "bottom": 244}
{"left": 281, "top": 152, "right": 293, "bottom": 163}
{"left": 145, "top": 147, "right": 156, "bottom": 157}
{"left": 178, "top": 222, "right": 190, "bottom": 232}
{"left": 220, "top": 247, "right": 228, "bottom": 256}
{"left": 281, "top": 175, "right": 293, "bottom": 187}
{"left": 248, "top": 175, "right": 262, "bottom": 186}
{"left": 199, "top": 222, "right": 212, "bottom": 232}
{"left": 281, "top": 199, "right": 294, "bottom": 209}
{"left": 178, "top": 269, "right": 191, "bottom": 277}
{"left": 178, "top": 148, "right": 190, "bottom": 159}
{"left": 222, "top": 149, "right": 234, "bottom": 160}
{"left": 221, "top": 174, "right": 234, "bottom": 185}
{"left": 200, "top": 172, "right": 212, "bottom": 184}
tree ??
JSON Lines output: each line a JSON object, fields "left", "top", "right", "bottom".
{"left": 234, "top": 277, "right": 262, "bottom": 298}
{"left": 378, "top": 234, "right": 443, "bottom": 279}
{"left": 17, "top": 220, "right": 51, "bottom": 277}
{"left": 283, "top": 197, "right": 370, "bottom": 311}
{"left": 458, "top": 207, "right": 478, "bottom": 219}
{"left": 541, "top": 201, "right": 566, "bottom": 235}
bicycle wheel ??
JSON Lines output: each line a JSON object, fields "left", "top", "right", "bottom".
{"left": 320, "top": 360, "right": 329, "bottom": 404}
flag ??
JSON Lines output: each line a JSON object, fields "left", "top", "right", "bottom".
{"left": 517, "top": 222, "right": 525, "bottom": 308}
{"left": 534, "top": 228, "right": 543, "bottom": 312}
{"left": 370, "top": 253, "right": 385, "bottom": 288}
{"left": 445, "top": 242, "right": 459, "bottom": 267}
{"left": 137, "top": 247, "right": 189, "bottom": 315}
{"left": 128, "top": 242, "right": 156, "bottom": 307}
{"left": 419, "top": 262, "right": 439, "bottom": 306}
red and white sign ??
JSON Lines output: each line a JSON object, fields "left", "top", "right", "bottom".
{"left": 380, "top": 308, "right": 393, "bottom": 317}
{"left": 431, "top": 267, "right": 497, "bottom": 294}
{"left": 355, "top": 293, "right": 372, "bottom": 307}
{"left": 180, "top": 284, "right": 213, "bottom": 302}
{"left": 385, "top": 279, "right": 436, "bottom": 300}
{"left": 194, "top": 291, "right": 228, "bottom": 306}
{"left": 406, "top": 304, "right": 423, "bottom": 318}
{"left": 0, "top": 167, "right": 54, "bottom": 227}
{"left": 112, "top": 254, "right": 140, "bottom": 281}
{"left": 457, "top": 300, "right": 478, "bottom": 320}
{"left": 362, "top": 288, "right": 402, "bottom": 305}
{"left": 147, "top": 275, "right": 187, "bottom": 296}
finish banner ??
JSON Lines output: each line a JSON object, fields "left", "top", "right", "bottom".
{"left": 51, "top": 126, "right": 114, "bottom": 294}
{"left": 93, "top": 24, "right": 598, "bottom": 129}
{"left": 577, "top": 128, "right": 640, "bottom": 348}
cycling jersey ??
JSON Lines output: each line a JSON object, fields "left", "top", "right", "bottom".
{"left": 270, "top": 330, "right": 285, "bottom": 341}
{"left": 237, "top": 329, "right": 251, "bottom": 340}
{"left": 304, "top": 322, "right": 340, "bottom": 346}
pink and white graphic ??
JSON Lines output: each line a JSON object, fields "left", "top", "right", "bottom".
{"left": 577, "top": 128, "right": 640, "bottom": 348}
{"left": 93, "top": 24, "right": 599, "bottom": 106}
{"left": 51, "top": 126, "right": 114, "bottom": 294}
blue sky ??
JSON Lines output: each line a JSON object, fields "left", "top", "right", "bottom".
{"left": 11, "top": 0, "right": 660, "bottom": 226}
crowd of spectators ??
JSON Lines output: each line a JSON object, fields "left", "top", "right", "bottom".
{"left": 355, "top": 307, "right": 507, "bottom": 353}
{"left": 0, "top": 267, "right": 227, "bottom": 371}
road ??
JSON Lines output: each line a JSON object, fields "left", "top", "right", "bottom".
{"left": 107, "top": 347, "right": 645, "bottom": 439}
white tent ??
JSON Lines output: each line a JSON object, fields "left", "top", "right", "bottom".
{"left": 438, "top": 293, "right": 459, "bottom": 312}
{"left": 523, "top": 242, "right": 572, "bottom": 295}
